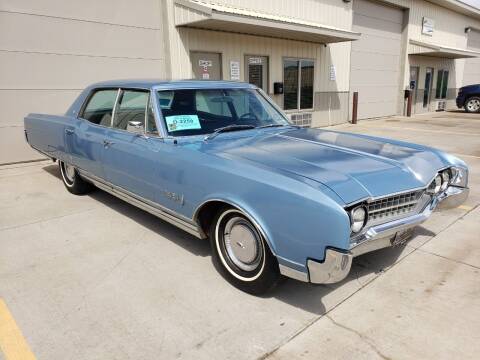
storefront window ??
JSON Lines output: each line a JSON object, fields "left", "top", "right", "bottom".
{"left": 436, "top": 70, "right": 449, "bottom": 99}
{"left": 283, "top": 59, "right": 314, "bottom": 110}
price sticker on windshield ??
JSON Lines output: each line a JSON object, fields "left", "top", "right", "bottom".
{"left": 165, "top": 115, "right": 202, "bottom": 132}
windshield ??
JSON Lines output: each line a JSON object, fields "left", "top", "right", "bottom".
{"left": 157, "top": 88, "right": 290, "bottom": 136}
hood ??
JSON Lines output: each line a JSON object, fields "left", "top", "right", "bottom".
{"left": 199, "top": 128, "right": 448, "bottom": 204}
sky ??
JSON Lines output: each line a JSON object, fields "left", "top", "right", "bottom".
{"left": 460, "top": 0, "right": 480, "bottom": 9}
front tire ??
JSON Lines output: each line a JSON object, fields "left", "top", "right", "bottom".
{"left": 209, "top": 207, "right": 280, "bottom": 295}
{"left": 465, "top": 96, "right": 480, "bottom": 113}
{"left": 59, "top": 161, "right": 93, "bottom": 195}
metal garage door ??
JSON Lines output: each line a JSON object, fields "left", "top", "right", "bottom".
{"left": 463, "top": 29, "right": 480, "bottom": 86}
{"left": 350, "top": 0, "right": 403, "bottom": 119}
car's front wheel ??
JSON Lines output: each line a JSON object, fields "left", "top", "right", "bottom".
{"left": 210, "top": 207, "right": 280, "bottom": 295}
{"left": 465, "top": 96, "right": 480, "bottom": 113}
{"left": 59, "top": 161, "right": 93, "bottom": 195}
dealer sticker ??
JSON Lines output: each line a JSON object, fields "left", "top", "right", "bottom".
{"left": 165, "top": 115, "right": 201, "bottom": 132}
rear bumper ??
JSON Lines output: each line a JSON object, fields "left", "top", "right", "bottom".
{"left": 456, "top": 95, "right": 465, "bottom": 108}
{"left": 306, "top": 186, "right": 469, "bottom": 284}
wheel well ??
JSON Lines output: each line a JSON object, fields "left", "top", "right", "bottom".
{"left": 195, "top": 200, "right": 276, "bottom": 257}
{"left": 195, "top": 201, "right": 229, "bottom": 237}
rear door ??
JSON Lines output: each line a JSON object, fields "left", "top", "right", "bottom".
{"left": 102, "top": 89, "right": 163, "bottom": 202}
{"left": 68, "top": 88, "right": 118, "bottom": 178}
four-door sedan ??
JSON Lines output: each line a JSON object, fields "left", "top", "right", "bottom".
{"left": 24, "top": 80, "right": 469, "bottom": 294}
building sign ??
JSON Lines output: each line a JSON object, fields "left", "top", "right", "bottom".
{"left": 230, "top": 60, "right": 240, "bottom": 80}
{"left": 329, "top": 64, "right": 336, "bottom": 81}
{"left": 422, "top": 17, "right": 434, "bottom": 36}
{"left": 248, "top": 57, "right": 262, "bottom": 65}
{"left": 199, "top": 59, "right": 212, "bottom": 79}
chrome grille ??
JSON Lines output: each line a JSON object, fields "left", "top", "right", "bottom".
{"left": 367, "top": 190, "right": 424, "bottom": 222}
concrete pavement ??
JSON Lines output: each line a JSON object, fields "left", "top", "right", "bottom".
{"left": 0, "top": 111, "right": 479, "bottom": 359}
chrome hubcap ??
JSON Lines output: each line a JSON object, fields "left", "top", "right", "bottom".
{"left": 64, "top": 163, "right": 75, "bottom": 182}
{"left": 467, "top": 99, "right": 480, "bottom": 111}
{"left": 224, "top": 217, "right": 262, "bottom": 271}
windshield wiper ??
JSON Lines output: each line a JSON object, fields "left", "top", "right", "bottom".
{"left": 256, "top": 124, "right": 287, "bottom": 129}
{"left": 204, "top": 124, "right": 256, "bottom": 141}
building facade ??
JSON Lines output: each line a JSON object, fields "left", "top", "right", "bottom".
{"left": 1, "top": 0, "right": 479, "bottom": 164}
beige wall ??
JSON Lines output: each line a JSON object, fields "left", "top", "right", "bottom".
{"left": 0, "top": 0, "right": 167, "bottom": 164}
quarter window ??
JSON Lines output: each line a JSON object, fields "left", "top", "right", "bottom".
{"left": 81, "top": 89, "right": 118, "bottom": 126}
{"left": 113, "top": 90, "right": 149, "bottom": 132}
{"left": 283, "top": 59, "right": 314, "bottom": 110}
{"left": 435, "top": 70, "right": 449, "bottom": 99}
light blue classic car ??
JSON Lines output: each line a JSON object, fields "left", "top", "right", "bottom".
{"left": 24, "top": 80, "right": 469, "bottom": 294}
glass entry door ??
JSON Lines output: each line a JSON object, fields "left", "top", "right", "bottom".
{"left": 245, "top": 55, "right": 268, "bottom": 92}
{"left": 423, "top": 67, "right": 434, "bottom": 108}
{"left": 409, "top": 66, "right": 419, "bottom": 110}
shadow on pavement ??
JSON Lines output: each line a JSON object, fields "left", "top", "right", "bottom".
{"left": 42, "top": 163, "right": 433, "bottom": 315}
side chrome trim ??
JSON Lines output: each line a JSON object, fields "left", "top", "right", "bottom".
{"left": 78, "top": 170, "right": 204, "bottom": 239}
{"left": 279, "top": 264, "right": 308, "bottom": 282}
{"left": 436, "top": 186, "right": 470, "bottom": 210}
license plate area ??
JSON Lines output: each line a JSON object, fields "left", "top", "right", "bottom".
{"left": 391, "top": 228, "right": 414, "bottom": 247}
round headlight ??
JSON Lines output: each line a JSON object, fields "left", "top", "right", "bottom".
{"left": 441, "top": 170, "right": 450, "bottom": 190}
{"left": 350, "top": 206, "right": 366, "bottom": 233}
{"left": 433, "top": 174, "right": 442, "bottom": 193}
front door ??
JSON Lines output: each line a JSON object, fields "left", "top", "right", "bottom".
{"left": 245, "top": 55, "right": 268, "bottom": 92}
{"left": 102, "top": 89, "right": 162, "bottom": 202}
{"left": 191, "top": 52, "right": 222, "bottom": 80}
{"left": 423, "top": 67, "right": 434, "bottom": 109}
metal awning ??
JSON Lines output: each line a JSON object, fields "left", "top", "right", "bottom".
{"left": 409, "top": 39, "right": 480, "bottom": 59}
{"left": 174, "top": 0, "right": 361, "bottom": 44}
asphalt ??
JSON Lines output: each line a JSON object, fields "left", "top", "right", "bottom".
{"left": 0, "top": 111, "right": 479, "bottom": 360}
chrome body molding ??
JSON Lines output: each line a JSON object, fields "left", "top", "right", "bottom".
{"left": 436, "top": 186, "right": 470, "bottom": 210}
{"left": 279, "top": 264, "right": 309, "bottom": 282}
{"left": 307, "top": 249, "right": 353, "bottom": 284}
{"left": 78, "top": 170, "right": 204, "bottom": 239}
{"left": 302, "top": 185, "right": 469, "bottom": 284}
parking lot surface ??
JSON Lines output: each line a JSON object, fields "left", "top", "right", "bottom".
{"left": 1, "top": 111, "right": 479, "bottom": 360}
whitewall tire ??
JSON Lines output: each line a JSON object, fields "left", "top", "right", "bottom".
{"left": 209, "top": 206, "right": 280, "bottom": 294}
{"left": 59, "top": 161, "right": 93, "bottom": 195}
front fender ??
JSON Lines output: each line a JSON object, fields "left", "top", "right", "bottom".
{"left": 194, "top": 182, "right": 351, "bottom": 273}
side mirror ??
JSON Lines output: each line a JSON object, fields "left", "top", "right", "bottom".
{"left": 127, "top": 121, "right": 144, "bottom": 135}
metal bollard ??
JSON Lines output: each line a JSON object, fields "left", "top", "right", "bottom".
{"left": 352, "top": 92, "right": 358, "bottom": 124}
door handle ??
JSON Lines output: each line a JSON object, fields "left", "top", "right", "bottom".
{"left": 65, "top": 129, "right": 74, "bottom": 135}
{"left": 103, "top": 139, "right": 114, "bottom": 147}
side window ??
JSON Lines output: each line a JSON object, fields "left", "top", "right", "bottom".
{"left": 113, "top": 90, "right": 149, "bottom": 132}
{"left": 81, "top": 89, "right": 118, "bottom": 126}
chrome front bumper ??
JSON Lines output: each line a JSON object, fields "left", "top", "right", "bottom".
{"left": 307, "top": 186, "right": 469, "bottom": 284}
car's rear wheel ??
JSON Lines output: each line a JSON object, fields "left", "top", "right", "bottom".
{"left": 209, "top": 206, "right": 280, "bottom": 295}
{"left": 465, "top": 96, "right": 480, "bottom": 113}
{"left": 59, "top": 161, "right": 93, "bottom": 195}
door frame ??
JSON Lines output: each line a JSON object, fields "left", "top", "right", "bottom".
{"left": 423, "top": 67, "right": 434, "bottom": 109}
{"left": 244, "top": 54, "right": 269, "bottom": 93}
